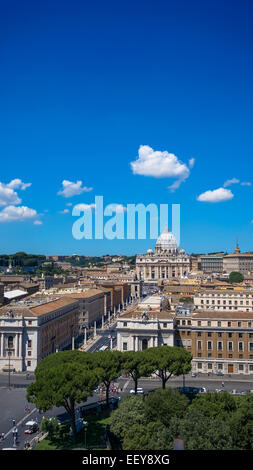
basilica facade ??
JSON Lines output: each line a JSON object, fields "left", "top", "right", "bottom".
{"left": 135, "top": 227, "right": 191, "bottom": 281}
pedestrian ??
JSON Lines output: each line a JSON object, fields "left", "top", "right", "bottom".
{"left": 222, "top": 381, "right": 224, "bottom": 388}
{"left": 13, "top": 435, "right": 17, "bottom": 448}
{"left": 12, "top": 419, "right": 15, "bottom": 426}
{"left": 1, "top": 432, "right": 5, "bottom": 440}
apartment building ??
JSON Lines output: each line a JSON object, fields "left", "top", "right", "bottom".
{"left": 175, "top": 310, "right": 253, "bottom": 375}
{"left": 0, "top": 296, "right": 79, "bottom": 372}
{"left": 194, "top": 289, "right": 253, "bottom": 311}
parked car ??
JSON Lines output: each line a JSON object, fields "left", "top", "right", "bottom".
{"left": 199, "top": 387, "right": 207, "bottom": 393}
{"left": 216, "top": 370, "right": 223, "bottom": 376}
{"left": 24, "top": 421, "right": 38, "bottom": 434}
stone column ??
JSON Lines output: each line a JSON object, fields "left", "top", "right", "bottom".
{"left": 84, "top": 328, "right": 87, "bottom": 346}
{"left": 15, "top": 334, "right": 18, "bottom": 357}
{"left": 94, "top": 321, "right": 97, "bottom": 337}
{"left": 0, "top": 333, "right": 3, "bottom": 357}
{"left": 102, "top": 315, "right": 104, "bottom": 329}
{"left": 132, "top": 335, "right": 135, "bottom": 351}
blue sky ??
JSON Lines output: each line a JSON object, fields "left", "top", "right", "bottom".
{"left": 0, "top": 0, "right": 252, "bottom": 256}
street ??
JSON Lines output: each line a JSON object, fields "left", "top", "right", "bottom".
{"left": 0, "top": 371, "right": 253, "bottom": 450}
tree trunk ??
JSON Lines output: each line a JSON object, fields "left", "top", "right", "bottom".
{"left": 106, "top": 383, "right": 110, "bottom": 407}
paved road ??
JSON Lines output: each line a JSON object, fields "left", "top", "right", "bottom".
{"left": 1, "top": 373, "right": 253, "bottom": 450}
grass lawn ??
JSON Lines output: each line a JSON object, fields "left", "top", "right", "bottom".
{"left": 35, "top": 410, "right": 111, "bottom": 450}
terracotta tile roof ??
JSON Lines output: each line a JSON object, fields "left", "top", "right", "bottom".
{"left": 192, "top": 310, "right": 253, "bottom": 319}
{"left": 30, "top": 296, "right": 79, "bottom": 316}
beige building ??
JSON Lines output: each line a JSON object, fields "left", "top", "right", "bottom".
{"left": 223, "top": 241, "right": 253, "bottom": 278}
{"left": 194, "top": 289, "right": 253, "bottom": 312}
{"left": 175, "top": 310, "right": 253, "bottom": 375}
{"left": 0, "top": 296, "right": 79, "bottom": 372}
{"left": 136, "top": 227, "right": 191, "bottom": 281}
{"left": 116, "top": 295, "right": 175, "bottom": 352}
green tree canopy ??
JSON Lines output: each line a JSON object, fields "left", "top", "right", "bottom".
{"left": 188, "top": 391, "right": 236, "bottom": 419}
{"left": 229, "top": 271, "right": 244, "bottom": 283}
{"left": 145, "top": 346, "right": 192, "bottom": 389}
{"left": 120, "top": 350, "right": 154, "bottom": 393}
{"left": 91, "top": 350, "right": 122, "bottom": 406}
{"left": 122, "top": 422, "right": 171, "bottom": 450}
{"left": 144, "top": 387, "right": 189, "bottom": 427}
{"left": 27, "top": 350, "right": 100, "bottom": 440}
{"left": 110, "top": 395, "right": 147, "bottom": 441}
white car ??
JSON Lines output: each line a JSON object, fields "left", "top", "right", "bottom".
{"left": 199, "top": 387, "right": 207, "bottom": 393}
{"left": 130, "top": 388, "right": 144, "bottom": 394}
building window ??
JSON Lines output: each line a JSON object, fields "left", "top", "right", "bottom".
{"left": 228, "top": 354, "right": 233, "bottom": 358}
{"left": 228, "top": 341, "right": 233, "bottom": 351}
{"left": 123, "top": 322, "right": 127, "bottom": 327}
{"left": 197, "top": 341, "right": 202, "bottom": 350}
{"left": 198, "top": 321, "right": 201, "bottom": 326}
{"left": 218, "top": 354, "right": 222, "bottom": 358}
{"left": 208, "top": 353, "right": 212, "bottom": 357}
{"left": 197, "top": 353, "right": 202, "bottom": 357}
{"left": 207, "top": 321, "right": 211, "bottom": 327}
{"left": 218, "top": 321, "right": 221, "bottom": 327}
{"left": 123, "top": 342, "right": 128, "bottom": 351}
{"left": 228, "top": 333, "right": 233, "bottom": 338}
{"left": 238, "top": 333, "right": 243, "bottom": 338}
{"left": 208, "top": 332, "right": 212, "bottom": 337}
{"left": 228, "top": 322, "right": 231, "bottom": 327}
{"left": 218, "top": 341, "right": 223, "bottom": 351}
{"left": 28, "top": 321, "right": 32, "bottom": 325}
{"left": 248, "top": 322, "right": 252, "bottom": 328}
{"left": 249, "top": 342, "right": 253, "bottom": 352}
{"left": 197, "top": 332, "right": 202, "bottom": 337}
{"left": 208, "top": 363, "right": 212, "bottom": 369}
{"left": 163, "top": 323, "right": 167, "bottom": 328}
{"left": 218, "top": 363, "right": 223, "bottom": 369}
{"left": 207, "top": 341, "right": 212, "bottom": 350}
{"left": 197, "top": 363, "right": 202, "bottom": 369}
{"left": 27, "top": 361, "right": 31, "bottom": 367}
{"left": 238, "top": 342, "right": 243, "bottom": 351}
{"left": 239, "top": 364, "right": 244, "bottom": 371}
{"left": 8, "top": 336, "right": 14, "bottom": 349}
{"left": 28, "top": 351, "right": 32, "bottom": 356}
{"left": 238, "top": 322, "right": 242, "bottom": 327}
{"left": 249, "top": 365, "right": 253, "bottom": 371}
{"left": 218, "top": 332, "right": 222, "bottom": 338}
{"left": 28, "top": 340, "right": 32, "bottom": 348}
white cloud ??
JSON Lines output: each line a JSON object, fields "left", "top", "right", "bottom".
{"left": 241, "top": 181, "right": 251, "bottom": 186}
{"left": 73, "top": 203, "right": 96, "bottom": 211}
{"left": 58, "top": 180, "right": 93, "bottom": 198}
{"left": 197, "top": 187, "right": 234, "bottom": 203}
{"left": 130, "top": 145, "right": 193, "bottom": 191}
{"left": 66, "top": 202, "right": 73, "bottom": 206}
{"left": 223, "top": 178, "right": 240, "bottom": 188}
{"left": 7, "top": 179, "right": 32, "bottom": 190}
{"left": 58, "top": 208, "right": 70, "bottom": 214}
{"left": 0, "top": 183, "right": 21, "bottom": 207}
{"left": 33, "top": 220, "right": 43, "bottom": 225}
{"left": 0, "top": 205, "right": 37, "bottom": 222}
{"left": 189, "top": 158, "right": 195, "bottom": 169}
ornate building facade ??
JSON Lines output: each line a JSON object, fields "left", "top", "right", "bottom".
{"left": 136, "top": 227, "right": 191, "bottom": 281}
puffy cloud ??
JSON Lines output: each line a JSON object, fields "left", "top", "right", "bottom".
{"left": 33, "top": 220, "right": 43, "bottom": 225}
{"left": 58, "top": 180, "right": 93, "bottom": 198}
{"left": 131, "top": 145, "right": 190, "bottom": 178}
{"left": 197, "top": 187, "right": 234, "bottom": 203}
{"left": 241, "top": 181, "right": 251, "bottom": 186}
{"left": 0, "top": 183, "right": 21, "bottom": 206}
{"left": 7, "top": 179, "right": 32, "bottom": 190}
{"left": 130, "top": 145, "right": 194, "bottom": 191}
{"left": 0, "top": 179, "right": 32, "bottom": 207}
{"left": 0, "top": 205, "right": 37, "bottom": 222}
{"left": 223, "top": 178, "right": 240, "bottom": 187}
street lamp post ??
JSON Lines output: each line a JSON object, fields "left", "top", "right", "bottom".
{"left": 7, "top": 349, "right": 11, "bottom": 389}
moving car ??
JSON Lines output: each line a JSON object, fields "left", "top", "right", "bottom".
{"left": 24, "top": 420, "right": 38, "bottom": 434}
{"left": 130, "top": 388, "right": 144, "bottom": 394}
